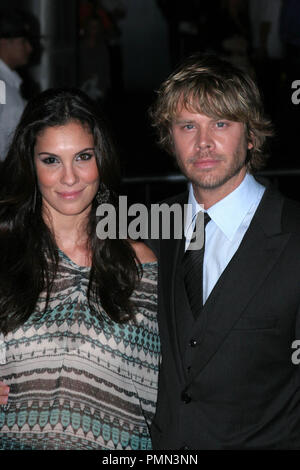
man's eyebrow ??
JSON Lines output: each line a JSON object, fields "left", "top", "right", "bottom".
{"left": 173, "top": 118, "right": 195, "bottom": 124}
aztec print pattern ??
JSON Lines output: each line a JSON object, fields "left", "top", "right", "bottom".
{"left": 0, "top": 250, "right": 160, "bottom": 450}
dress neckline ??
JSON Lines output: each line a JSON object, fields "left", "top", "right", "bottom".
{"left": 57, "top": 248, "right": 91, "bottom": 272}
{"left": 57, "top": 248, "right": 157, "bottom": 271}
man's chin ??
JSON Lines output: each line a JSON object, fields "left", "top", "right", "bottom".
{"left": 190, "top": 173, "right": 226, "bottom": 190}
{"left": 189, "top": 163, "right": 246, "bottom": 191}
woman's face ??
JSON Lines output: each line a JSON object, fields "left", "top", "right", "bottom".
{"left": 34, "top": 121, "right": 99, "bottom": 221}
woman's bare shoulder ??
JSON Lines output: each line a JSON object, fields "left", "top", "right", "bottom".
{"left": 129, "top": 240, "right": 157, "bottom": 264}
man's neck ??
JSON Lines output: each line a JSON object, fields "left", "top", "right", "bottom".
{"left": 192, "top": 168, "right": 247, "bottom": 209}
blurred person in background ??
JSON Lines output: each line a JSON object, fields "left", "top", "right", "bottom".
{"left": 220, "top": 0, "right": 251, "bottom": 72}
{"left": 100, "top": 0, "right": 127, "bottom": 97}
{"left": 79, "top": 14, "right": 111, "bottom": 101}
{"left": 79, "top": 0, "right": 115, "bottom": 102}
{"left": 280, "top": 0, "right": 300, "bottom": 167}
{"left": 0, "top": 8, "right": 34, "bottom": 162}
{"left": 249, "top": 0, "right": 284, "bottom": 120}
{"left": 157, "top": 0, "right": 218, "bottom": 67}
{"left": 280, "top": 0, "right": 300, "bottom": 80}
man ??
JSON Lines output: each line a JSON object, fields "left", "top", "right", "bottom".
{"left": 149, "top": 54, "right": 300, "bottom": 449}
{"left": 0, "top": 9, "right": 33, "bottom": 161}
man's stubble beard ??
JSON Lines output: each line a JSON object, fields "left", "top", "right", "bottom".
{"left": 177, "top": 143, "right": 249, "bottom": 191}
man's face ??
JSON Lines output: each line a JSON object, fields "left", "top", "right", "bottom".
{"left": 5, "top": 36, "right": 32, "bottom": 68}
{"left": 171, "top": 107, "right": 253, "bottom": 201}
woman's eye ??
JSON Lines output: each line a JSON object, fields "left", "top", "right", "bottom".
{"left": 77, "top": 152, "right": 93, "bottom": 161}
{"left": 184, "top": 124, "right": 194, "bottom": 130}
{"left": 42, "top": 156, "right": 58, "bottom": 164}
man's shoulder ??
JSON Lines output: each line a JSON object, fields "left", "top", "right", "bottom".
{"left": 256, "top": 182, "right": 300, "bottom": 234}
{"left": 282, "top": 196, "right": 300, "bottom": 233}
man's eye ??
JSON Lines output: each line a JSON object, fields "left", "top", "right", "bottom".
{"left": 184, "top": 124, "right": 194, "bottom": 130}
{"left": 216, "top": 121, "right": 227, "bottom": 128}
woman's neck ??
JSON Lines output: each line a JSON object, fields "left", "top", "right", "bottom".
{"left": 43, "top": 206, "right": 92, "bottom": 266}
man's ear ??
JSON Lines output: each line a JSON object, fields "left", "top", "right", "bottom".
{"left": 247, "top": 130, "right": 254, "bottom": 150}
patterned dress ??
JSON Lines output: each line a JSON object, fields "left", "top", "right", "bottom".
{"left": 0, "top": 250, "right": 160, "bottom": 450}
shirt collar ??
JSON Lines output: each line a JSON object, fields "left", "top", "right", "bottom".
{"left": 0, "top": 58, "right": 22, "bottom": 89}
{"left": 186, "top": 173, "right": 265, "bottom": 241}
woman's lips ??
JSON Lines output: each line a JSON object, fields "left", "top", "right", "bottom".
{"left": 57, "top": 189, "right": 84, "bottom": 199}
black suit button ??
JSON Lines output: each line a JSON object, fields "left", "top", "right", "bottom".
{"left": 181, "top": 391, "right": 191, "bottom": 404}
{"left": 180, "top": 445, "right": 190, "bottom": 450}
{"left": 189, "top": 339, "right": 198, "bottom": 347}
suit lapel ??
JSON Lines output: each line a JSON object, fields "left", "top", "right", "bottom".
{"left": 159, "top": 192, "right": 189, "bottom": 381}
{"left": 187, "top": 186, "right": 291, "bottom": 383}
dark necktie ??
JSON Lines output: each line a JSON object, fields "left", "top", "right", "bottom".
{"left": 183, "top": 212, "right": 211, "bottom": 319}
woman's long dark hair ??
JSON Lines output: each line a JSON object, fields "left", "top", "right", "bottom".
{"left": 0, "top": 88, "right": 139, "bottom": 334}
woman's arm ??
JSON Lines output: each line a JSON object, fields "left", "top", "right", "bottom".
{"left": 130, "top": 240, "right": 157, "bottom": 264}
{"left": 0, "top": 381, "right": 9, "bottom": 405}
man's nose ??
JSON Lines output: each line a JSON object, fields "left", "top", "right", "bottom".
{"left": 196, "top": 127, "right": 214, "bottom": 150}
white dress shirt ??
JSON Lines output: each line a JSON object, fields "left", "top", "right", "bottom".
{"left": 0, "top": 58, "right": 26, "bottom": 161}
{"left": 184, "top": 173, "right": 266, "bottom": 304}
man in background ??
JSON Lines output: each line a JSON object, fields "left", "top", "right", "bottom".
{"left": 0, "top": 9, "right": 33, "bottom": 161}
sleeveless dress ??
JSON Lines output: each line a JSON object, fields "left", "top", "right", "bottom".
{"left": 0, "top": 250, "right": 159, "bottom": 450}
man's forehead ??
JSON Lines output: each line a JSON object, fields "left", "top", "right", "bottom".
{"left": 173, "top": 94, "right": 217, "bottom": 118}
{"left": 175, "top": 96, "right": 199, "bottom": 113}
{"left": 172, "top": 97, "right": 245, "bottom": 124}
{"left": 172, "top": 104, "right": 220, "bottom": 122}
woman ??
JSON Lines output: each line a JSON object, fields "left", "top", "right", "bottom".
{"left": 0, "top": 88, "right": 159, "bottom": 450}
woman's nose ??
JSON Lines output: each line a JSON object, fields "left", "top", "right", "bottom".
{"left": 60, "top": 165, "right": 78, "bottom": 185}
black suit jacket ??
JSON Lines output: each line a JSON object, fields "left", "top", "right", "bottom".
{"left": 149, "top": 183, "right": 300, "bottom": 449}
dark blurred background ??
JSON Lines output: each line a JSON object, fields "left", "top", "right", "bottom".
{"left": 2, "top": 0, "right": 300, "bottom": 204}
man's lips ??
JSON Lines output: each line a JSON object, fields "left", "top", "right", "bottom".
{"left": 192, "top": 158, "right": 221, "bottom": 169}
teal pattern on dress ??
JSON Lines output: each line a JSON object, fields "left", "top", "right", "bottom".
{"left": 0, "top": 251, "right": 160, "bottom": 450}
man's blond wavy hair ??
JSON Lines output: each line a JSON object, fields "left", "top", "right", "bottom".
{"left": 149, "top": 54, "right": 273, "bottom": 172}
